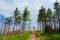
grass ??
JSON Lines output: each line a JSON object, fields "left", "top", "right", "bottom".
{"left": 0, "top": 31, "right": 31, "bottom": 40}
{"left": 45, "top": 33, "right": 60, "bottom": 40}
{"left": 35, "top": 31, "right": 60, "bottom": 40}
{"left": 0, "top": 36, "right": 3, "bottom": 40}
{"left": 0, "top": 31, "right": 60, "bottom": 40}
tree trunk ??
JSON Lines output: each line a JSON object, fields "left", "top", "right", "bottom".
{"left": 58, "top": 19, "right": 60, "bottom": 29}
{"left": 41, "top": 21, "right": 42, "bottom": 30}
{"left": 1, "top": 25, "right": 3, "bottom": 35}
{"left": 19, "top": 21, "right": 21, "bottom": 32}
{"left": 59, "top": 22, "right": 60, "bottom": 29}
{"left": 42, "top": 21, "right": 45, "bottom": 30}
{"left": 22, "top": 21, "right": 25, "bottom": 32}
{"left": 49, "top": 20, "right": 50, "bottom": 25}
{"left": 23, "top": 21, "right": 25, "bottom": 31}
{"left": 53, "top": 19, "right": 56, "bottom": 29}
{"left": 38, "top": 22, "right": 39, "bottom": 30}
{"left": 0, "top": 16, "right": 3, "bottom": 35}
{"left": 3, "top": 24, "right": 6, "bottom": 35}
{"left": 7, "top": 24, "right": 10, "bottom": 35}
{"left": 39, "top": 22, "right": 41, "bottom": 30}
{"left": 45, "top": 20, "right": 47, "bottom": 26}
{"left": 16, "top": 23, "right": 17, "bottom": 32}
{"left": 50, "top": 19, "right": 52, "bottom": 26}
{"left": 13, "top": 22, "right": 15, "bottom": 33}
{"left": 28, "top": 22, "right": 31, "bottom": 31}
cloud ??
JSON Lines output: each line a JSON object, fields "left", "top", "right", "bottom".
{"left": 0, "top": 0, "right": 60, "bottom": 27}
{"left": 0, "top": 0, "right": 16, "bottom": 17}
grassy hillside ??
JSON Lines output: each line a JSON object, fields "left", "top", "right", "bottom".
{"left": 0, "top": 31, "right": 60, "bottom": 40}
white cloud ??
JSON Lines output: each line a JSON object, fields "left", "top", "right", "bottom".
{"left": 0, "top": 0, "right": 60, "bottom": 26}
{"left": 0, "top": 0, "right": 16, "bottom": 17}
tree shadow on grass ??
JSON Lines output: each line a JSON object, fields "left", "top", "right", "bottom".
{"left": 46, "top": 37, "right": 60, "bottom": 40}
{"left": 40, "top": 32, "right": 60, "bottom": 40}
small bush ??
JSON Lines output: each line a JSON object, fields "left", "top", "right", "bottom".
{"left": 44, "top": 25, "right": 53, "bottom": 33}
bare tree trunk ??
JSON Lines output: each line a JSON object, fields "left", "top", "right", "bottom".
{"left": 16, "top": 23, "right": 17, "bottom": 32}
{"left": 51, "top": 19, "right": 52, "bottom": 26}
{"left": 1, "top": 25, "right": 3, "bottom": 35}
{"left": 13, "top": 22, "right": 15, "bottom": 33}
{"left": 59, "top": 22, "right": 60, "bottom": 29}
{"left": 58, "top": 19, "right": 60, "bottom": 29}
{"left": 23, "top": 21, "right": 25, "bottom": 32}
{"left": 7, "top": 24, "right": 10, "bottom": 35}
{"left": 0, "top": 16, "right": 3, "bottom": 35}
{"left": 3, "top": 24, "right": 6, "bottom": 35}
{"left": 53, "top": 19, "right": 56, "bottom": 29}
{"left": 28, "top": 21, "right": 31, "bottom": 31}
{"left": 38, "top": 22, "right": 39, "bottom": 30}
{"left": 40, "top": 22, "right": 41, "bottom": 30}
{"left": 42, "top": 21, "right": 45, "bottom": 30}
{"left": 22, "top": 21, "right": 25, "bottom": 32}
{"left": 18, "top": 21, "right": 21, "bottom": 32}
{"left": 41, "top": 21, "right": 42, "bottom": 30}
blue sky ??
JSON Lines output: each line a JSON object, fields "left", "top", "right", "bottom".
{"left": 0, "top": 0, "right": 60, "bottom": 27}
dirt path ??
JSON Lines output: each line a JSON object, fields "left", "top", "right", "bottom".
{"left": 28, "top": 31, "right": 41, "bottom": 40}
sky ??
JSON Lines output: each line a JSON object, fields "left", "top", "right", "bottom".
{"left": 0, "top": 0, "right": 60, "bottom": 28}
